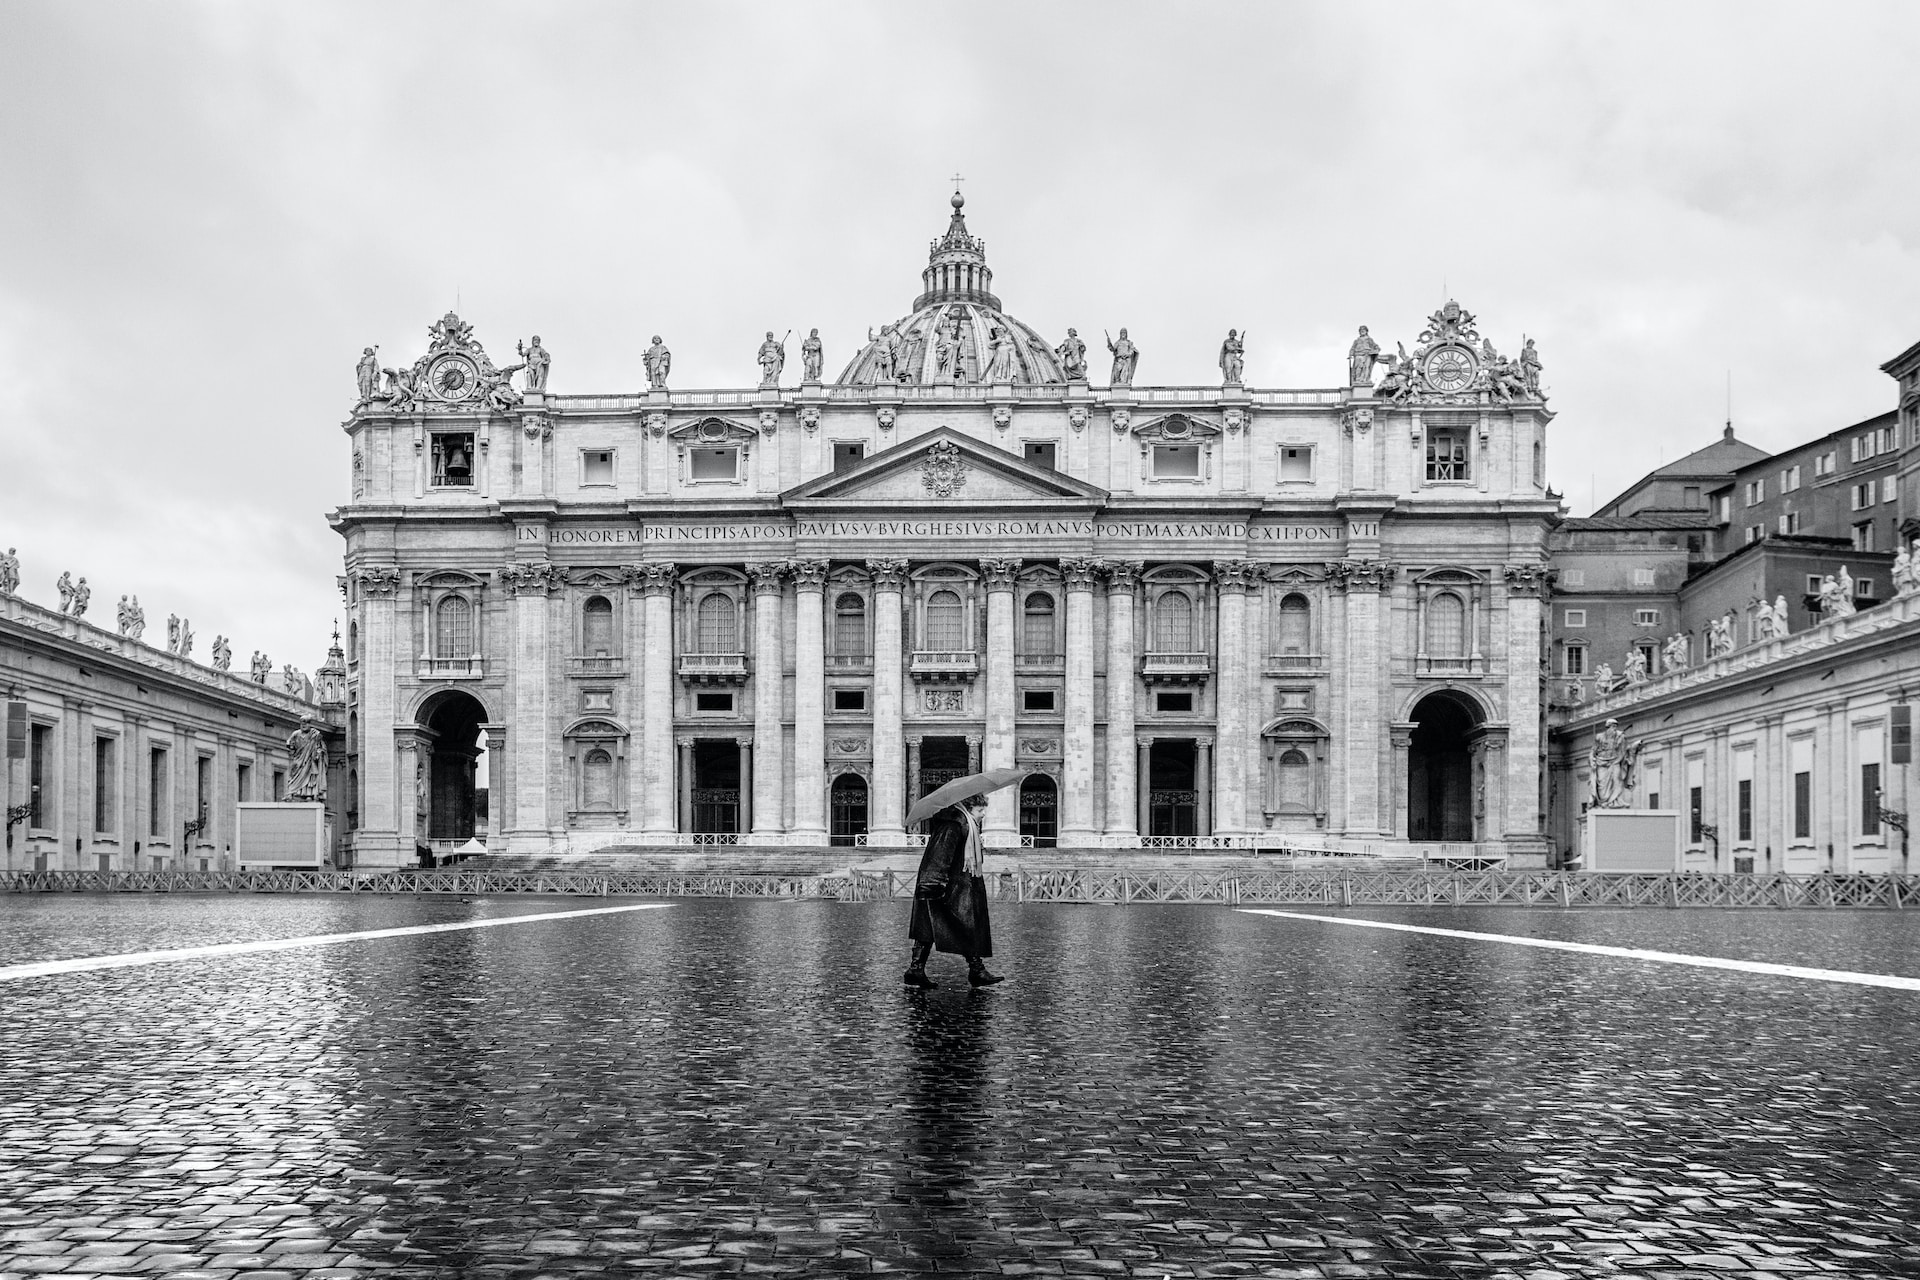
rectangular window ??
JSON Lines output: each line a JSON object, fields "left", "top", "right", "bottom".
{"left": 1425, "top": 429, "right": 1468, "bottom": 481}
{"left": 195, "top": 756, "right": 212, "bottom": 834}
{"left": 149, "top": 747, "right": 169, "bottom": 838}
{"left": 689, "top": 447, "right": 740, "bottom": 482}
{"left": 1562, "top": 645, "right": 1587, "bottom": 675}
{"left": 831, "top": 688, "right": 866, "bottom": 712}
{"left": 1683, "top": 485, "right": 1701, "bottom": 506}
{"left": 1737, "top": 779, "right": 1753, "bottom": 844}
{"left": 29, "top": 723, "right": 51, "bottom": 829}
{"left": 1745, "top": 479, "right": 1765, "bottom": 505}
{"left": 1152, "top": 444, "right": 1201, "bottom": 480}
{"left": 1022, "top": 689, "right": 1057, "bottom": 712}
{"left": 1635, "top": 608, "right": 1660, "bottom": 626}
{"left": 1862, "top": 762, "right": 1882, "bottom": 837}
{"left": 1851, "top": 483, "right": 1874, "bottom": 510}
{"left": 94, "top": 736, "right": 116, "bottom": 833}
{"left": 1777, "top": 511, "right": 1800, "bottom": 534}
{"left": 1563, "top": 608, "right": 1587, "bottom": 627}
{"left": 1855, "top": 578, "right": 1874, "bottom": 597}
{"left": 1744, "top": 524, "right": 1760, "bottom": 545}
{"left": 1155, "top": 691, "right": 1193, "bottom": 713}
{"left": 581, "top": 450, "right": 614, "bottom": 485}
{"left": 237, "top": 761, "right": 252, "bottom": 803}
{"left": 1689, "top": 786, "right": 1704, "bottom": 844}
{"left": 1559, "top": 569, "right": 1585, "bottom": 587}
{"left": 1634, "top": 641, "right": 1658, "bottom": 674}
{"left": 1781, "top": 465, "right": 1800, "bottom": 491}
{"left": 1894, "top": 704, "right": 1912, "bottom": 765}
{"left": 1806, "top": 574, "right": 1824, "bottom": 595}
{"left": 833, "top": 441, "right": 866, "bottom": 474}
{"left": 1278, "top": 445, "right": 1314, "bottom": 482}
{"left": 1022, "top": 441, "right": 1057, "bottom": 471}
{"left": 693, "top": 691, "right": 734, "bottom": 713}
{"left": 1632, "top": 569, "right": 1655, "bottom": 587}
{"left": 1885, "top": 476, "right": 1899, "bottom": 503}
{"left": 1644, "top": 762, "right": 1661, "bottom": 812}
{"left": 430, "top": 433, "right": 475, "bottom": 487}
{"left": 1791, "top": 738, "right": 1813, "bottom": 840}
{"left": 1853, "top": 523, "right": 1875, "bottom": 552}
{"left": 273, "top": 770, "right": 285, "bottom": 803}
{"left": 1716, "top": 494, "right": 1731, "bottom": 523}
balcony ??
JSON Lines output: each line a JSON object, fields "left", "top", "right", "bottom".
{"left": 1415, "top": 654, "right": 1487, "bottom": 678}
{"left": 1141, "top": 651, "right": 1211, "bottom": 685}
{"left": 826, "top": 652, "right": 873, "bottom": 674}
{"left": 417, "top": 656, "right": 483, "bottom": 680}
{"left": 1262, "top": 653, "right": 1326, "bottom": 675}
{"left": 567, "top": 656, "right": 628, "bottom": 678}
{"left": 1016, "top": 652, "right": 1065, "bottom": 673}
{"left": 678, "top": 652, "right": 748, "bottom": 684}
{"left": 909, "top": 649, "right": 979, "bottom": 684}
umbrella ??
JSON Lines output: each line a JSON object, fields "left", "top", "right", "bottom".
{"left": 905, "top": 767, "right": 1028, "bottom": 827}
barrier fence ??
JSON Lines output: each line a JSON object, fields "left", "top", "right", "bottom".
{"left": 3, "top": 868, "right": 1917, "bottom": 908}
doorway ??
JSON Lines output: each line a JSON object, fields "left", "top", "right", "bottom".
{"left": 919, "top": 736, "right": 970, "bottom": 797}
{"left": 691, "top": 740, "right": 741, "bottom": 835}
{"left": 830, "top": 774, "right": 869, "bottom": 846}
{"left": 419, "top": 690, "right": 488, "bottom": 843}
{"left": 1018, "top": 773, "right": 1058, "bottom": 847}
{"left": 1148, "top": 739, "right": 1198, "bottom": 837}
{"left": 1408, "top": 691, "right": 1479, "bottom": 841}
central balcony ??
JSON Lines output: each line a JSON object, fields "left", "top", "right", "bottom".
{"left": 567, "top": 656, "right": 628, "bottom": 678}
{"left": 910, "top": 649, "right": 979, "bottom": 684}
{"left": 417, "top": 656, "right": 483, "bottom": 680}
{"left": 678, "top": 651, "right": 748, "bottom": 684}
{"left": 1141, "top": 651, "right": 1211, "bottom": 685}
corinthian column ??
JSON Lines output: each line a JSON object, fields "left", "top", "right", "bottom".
{"left": 980, "top": 558, "right": 1022, "bottom": 845}
{"left": 1103, "top": 562, "right": 1142, "bottom": 836}
{"left": 866, "top": 558, "right": 909, "bottom": 844}
{"left": 1212, "top": 560, "right": 1254, "bottom": 837}
{"left": 748, "top": 562, "right": 787, "bottom": 836}
{"left": 1331, "top": 560, "right": 1394, "bottom": 838}
{"left": 1060, "top": 557, "right": 1101, "bottom": 844}
{"left": 353, "top": 567, "right": 402, "bottom": 864}
{"left": 637, "top": 563, "right": 678, "bottom": 838}
{"left": 790, "top": 561, "right": 829, "bottom": 841}
{"left": 506, "top": 562, "right": 559, "bottom": 839}
{"left": 1501, "top": 563, "right": 1548, "bottom": 858}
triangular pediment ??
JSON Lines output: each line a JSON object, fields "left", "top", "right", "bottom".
{"left": 782, "top": 427, "right": 1107, "bottom": 508}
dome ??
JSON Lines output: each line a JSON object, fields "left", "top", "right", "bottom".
{"left": 836, "top": 192, "right": 1068, "bottom": 387}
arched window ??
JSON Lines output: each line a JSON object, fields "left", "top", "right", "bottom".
{"left": 348, "top": 620, "right": 358, "bottom": 664}
{"left": 696, "top": 593, "right": 738, "bottom": 653}
{"left": 925, "top": 589, "right": 965, "bottom": 650}
{"left": 1425, "top": 591, "right": 1466, "bottom": 656}
{"left": 1277, "top": 593, "right": 1311, "bottom": 656}
{"left": 582, "top": 596, "right": 614, "bottom": 657}
{"left": 834, "top": 593, "right": 867, "bottom": 657}
{"left": 1278, "top": 748, "right": 1311, "bottom": 811}
{"left": 1153, "top": 591, "right": 1193, "bottom": 652}
{"left": 583, "top": 748, "right": 614, "bottom": 809}
{"left": 1022, "top": 592, "right": 1056, "bottom": 656}
{"left": 434, "top": 596, "right": 473, "bottom": 659}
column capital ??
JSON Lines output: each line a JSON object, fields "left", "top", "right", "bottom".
{"left": 1503, "top": 562, "right": 1553, "bottom": 596}
{"left": 1060, "top": 557, "right": 1103, "bottom": 590}
{"left": 747, "top": 561, "right": 788, "bottom": 594}
{"left": 1325, "top": 559, "right": 1396, "bottom": 592}
{"left": 624, "top": 563, "right": 678, "bottom": 596}
{"left": 964, "top": 733, "right": 982, "bottom": 748}
{"left": 1213, "top": 559, "right": 1256, "bottom": 594}
{"left": 1103, "top": 560, "right": 1144, "bottom": 592}
{"left": 864, "top": 557, "right": 909, "bottom": 591}
{"left": 351, "top": 566, "right": 403, "bottom": 596}
{"left": 1196, "top": 735, "right": 1215, "bottom": 749}
{"left": 502, "top": 561, "right": 566, "bottom": 596}
{"left": 789, "top": 559, "right": 830, "bottom": 591}
{"left": 980, "top": 558, "right": 1022, "bottom": 590}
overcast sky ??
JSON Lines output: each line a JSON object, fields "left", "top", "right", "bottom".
{"left": 5, "top": 1, "right": 1919, "bottom": 673}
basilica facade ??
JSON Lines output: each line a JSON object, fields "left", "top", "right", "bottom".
{"left": 333, "top": 195, "right": 1559, "bottom": 868}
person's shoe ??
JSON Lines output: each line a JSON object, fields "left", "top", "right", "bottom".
{"left": 903, "top": 966, "right": 935, "bottom": 988}
{"left": 967, "top": 963, "right": 1004, "bottom": 987}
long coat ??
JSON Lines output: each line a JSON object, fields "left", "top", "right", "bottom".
{"left": 909, "top": 808, "right": 993, "bottom": 958}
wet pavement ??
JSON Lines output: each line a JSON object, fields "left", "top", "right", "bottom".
{"left": 3, "top": 897, "right": 1920, "bottom": 1279}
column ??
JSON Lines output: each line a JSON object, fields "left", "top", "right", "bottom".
{"left": 1136, "top": 737, "right": 1152, "bottom": 836}
{"left": 1061, "top": 558, "right": 1101, "bottom": 844}
{"left": 1196, "top": 736, "right": 1213, "bottom": 836}
{"left": 748, "top": 563, "right": 786, "bottom": 836}
{"left": 866, "top": 558, "right": 909, "bottom": 843}
{"left": 739, "top": 740, "right": 753, "bottom": 834}
{"left": 790, "top": 561, "right": 829, "bottom": 840}
{"left": 1502, "top": 566, "right": 1548, "bottom": 857}
{"left": 394, "top": 728, "right": 424, "bottom": 855}
{"left": 1336, "top": 561, "right": 1392, "bottom": 837}
{"left": 482, "top": 725, "right": 507, "bottom": 849}
{"left": 677, "top": 738, "right": 694, "bottom": 833}
{"left": 509, "top": 566, "right": 555, "bottom": 839}
{"left": 981, "top": 558, "right": 1022, "bottom": 845}
{"left": 906, "top": 736, "right": 922, "bottom": 805}
{"left": 1389, "top": 724, "right": 1414, "bottom": 841}
{"left": 1105, "top": 564, "right": 1142, "bottom": 837}
{"left": 355, "top": 569, "right": 401, "bottom": 864}
{"left": 966, "top": 734, "right": 982, "bottom": 774}
{"left": 638, "top": 564, "right": 678, "bottom": 838}
{"left": 1212, "top": 561, "right": 1253, "bottom": 836}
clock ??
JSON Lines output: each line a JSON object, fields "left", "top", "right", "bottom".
{"left": 1422, "top": 347, "right": 1476, "bottom": 395}
{"left": 427, "top": 353, "right": 479, "bottom": 403}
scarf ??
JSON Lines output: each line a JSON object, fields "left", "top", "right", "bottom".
{"left": 960, "top": 806, "right": 984, "bottom": 875}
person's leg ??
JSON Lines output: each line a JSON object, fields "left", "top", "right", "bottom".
{"left": 966, "top": 954, "right": 1003, "bottom": 986}
{"left": 904, "top": 941, "right": 935, "bottom": 987}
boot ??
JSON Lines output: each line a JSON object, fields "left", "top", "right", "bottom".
{"left": 903, "top": 942, "right": 935, "bottom": 988}
{"left": 967, "top": 956, "right": 1004, "bottom": 987}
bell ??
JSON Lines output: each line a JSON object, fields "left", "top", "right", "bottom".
{"left": 448, "top": 445, "right": 469, "bottom": 471}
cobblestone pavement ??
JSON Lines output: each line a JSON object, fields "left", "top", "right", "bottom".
{"left": 4, "top": 898, "right": 1920, "bottom": 1279}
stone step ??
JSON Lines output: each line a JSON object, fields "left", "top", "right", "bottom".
{"left": 457, "top": 847, "right": 1432, "bottom": 878}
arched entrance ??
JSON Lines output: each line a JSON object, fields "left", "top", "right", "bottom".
{"left": 829, "top": 774, "right": 869, "bottom": 846}
{"left": 418, "top": 690, "right": 488, "bottom": 846}
{"left": 1408, "top": 690, "right": 1480, "bottom": 842}
{"left": 1018, "top": 774, "right": 1058, "bottom": 848}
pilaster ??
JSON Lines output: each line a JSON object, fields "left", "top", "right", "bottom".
{"left": 981, "top": 558, "right": 1021, "bottom": 844}
{"left": 867, "top": 558, "right": 909, "bottom": 842}
{"left": 748, "top": 562, "right": 787, "bottom": 836}
{"left": 790, "top": 560, "right": 829, "bottom": 840}
{"left": 637, "top": 563, "right": 678, "bottom": 837}
{"left": 352, "top": 566, "right": 402, "bottom": 864}
{"left": 1060, "top": 557, "right": 1101, "bottom": 843}
{"left": 1104, "top": 562, "right": 1142, "bottom": 835}
{"left": 1501, "top": 562, "right": 1550, "bottom": 858}
{"left": 506, "top": 561, "right": 560, "bottom": 839}
{"left": 1212, "top": 560, "right": 1254, "bottom": 836}
{"left": 1330, "top": 559, "right": 1395, "bottom": 837}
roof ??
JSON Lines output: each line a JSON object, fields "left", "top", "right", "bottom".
{"left": 1726, "top": 411, "right": 1897, "bottom": 476}
{"left": 1559, "top": 512, "right": 1716, "bottom": 533}
{"left": 1646, "top": 427, "right": 1770, "bottom": 478}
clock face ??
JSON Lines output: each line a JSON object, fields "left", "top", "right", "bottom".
{"left": 428, "top": 354, "right": 478, "bottom": 402}
{"left": 1423, "top": 347, "right": 1476, "bottom": 394}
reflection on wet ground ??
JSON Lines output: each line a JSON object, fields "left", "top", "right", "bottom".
{"left": 3, "top": 897, "right": 1919, "bottom": 1277}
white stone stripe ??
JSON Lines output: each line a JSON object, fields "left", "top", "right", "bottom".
{"left": 1239, "top": 909, "right": 1920, "bottom": 992}
{"left": 0, "top": 903, "right": 673, "bottom": 985}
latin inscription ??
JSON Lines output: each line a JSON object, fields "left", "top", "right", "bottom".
{"left": 521, "top": 520, "right": 1362, "bottom": 544}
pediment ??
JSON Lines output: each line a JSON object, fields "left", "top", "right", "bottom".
{"left": 667, "top": 415, "right": 758, "bottom": 443}
{"left": 783, "top": 427, "right": 1107, "bottom": 507}
{"left": 1132, "top": 412, "right": 1222, "bottom": 441}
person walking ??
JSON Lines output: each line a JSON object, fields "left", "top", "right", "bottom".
{"left": 905, "top": 794, "right": 1002, "bottom": 988}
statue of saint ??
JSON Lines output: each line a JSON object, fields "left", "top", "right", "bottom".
{"left": 355, "top": 346, "right": 380, "bottom": 402}
{"left": 212, "top": 635, "right": 232, "bottom": 671}
{"left": 1772, "top": 594, "right": 1790, "bottom": 636}
{"left": 866, "top": 325, "right": 896, "bottom": 383}
{"left": 281, "top": 664, "right": 303, "bottom": 696}
{"left": 168, "top": 615, "right": 181, "bottom": 651}
{"left": 126, "top": 596, "right": 145, "bottom": 642}
{"left": 1623, "top": 648, "right": 1647, "bottom": 684}
{"left": 1105, "top": 328, "right": 1138, "bottom": 387}
{"left": 801, "top": 329, "right": 824, "bottom": 382}
{"left": 1055, "top": 328, "right": 1087, "bottom": 381}
{"left": 178, "top": 619, "right": 194, "bottom": 659}
{"left": 643, "top": 336, "right": 671, "bottom": 390}
{"left": 1663, "top": 633, "right": 1689, "bottom": 671}
{"left": 935, "top": 314, "right": 966, "bottom": 382}
{"left": 1593, "top": 661, "right": 1615, "bottom": 692}
{"left": 1817, "top": 574, "right": 1848, "bottom": 617}
{"left": 1519, "top": 336, "right": 1542, "bottom": 394}
{"left": 517, "top": 336, "right": 551, "bottom": 392}
{"left": 56, "top": 572, "right": 75, "bottom": 613}
{"left": 757, "top": 331, "right": 787, "bottom": 387}
{"left": 286, "top": 721, "right": 327, "bottom": 803}
{"left": 1752, "top": 598, "right": 1775, "bottom": 640}
{"left": 70, "top": 577, "right": 89, "bottom": 619}
{"left": 1588, "top": 718, "right": 1643, "bottom": 809}
{"left": 116, "top": 595, "right": 131, "bottom": 635}
{"left": 984, "top": 324, "right": 1017, "bottom": 382}
{"left": 1707, "top": 615, "right": 1733, "bottom": 658}
{"left": 1894, "top": 547, "right": 1916, "bottom": 596}
{"left": 1838, "top": 566, "right": 1856, "bottom": 606}
{"left": 1219, "top": 329, "right": 1245, "bottom": 385}
{"left": 251, "top": 651, "right": 271, "bottom": 683}
{"left": 381, "top": 365, "right": 417, "bottom": 411}
{"left": 894, "top": 324, "right": 920, "bottom": 380}
{"left": 1347, "top": 326, "right": 1381, "bottom": 387}
{"left": 0, "top": 547, "right": 16, "bottom": 596}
